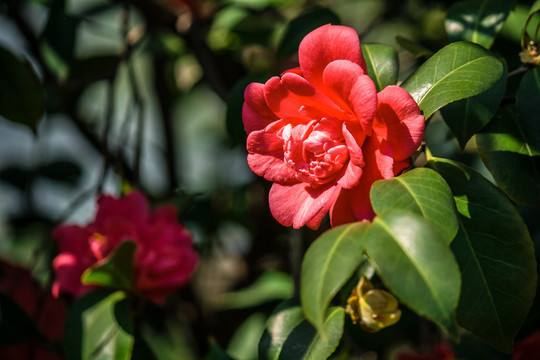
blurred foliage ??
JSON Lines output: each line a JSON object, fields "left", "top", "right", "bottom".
{"left": 0, "top": 0, "right": 539, "bottom": 359}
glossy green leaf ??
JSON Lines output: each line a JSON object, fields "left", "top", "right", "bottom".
{"left": 227, "top": 313, "right": 266, "bottom": 360}
{"left": 516, "top": 67, "right": 540, "bottom": 150}
{"left": 365, "top": 210, "right": 461, "bottom": 337}
{"left": 401, "top": 42, "right": 503, "bottom": 119}
{"left": 440, "top": 61, "right": 507, "bottom": 149}
{"left": 476, "top": 106, "right": 540, "bottom": 205}
{"left": 277, "top": 8, "right": 340, "bottom": 60}
{"left": 300, "top": 222, "right": 368, "bottom": 333}
{"left": 0, "top": 46, "right": 44, "bottom": 130}
{"left": 215, "top": 270, "right": 293, "bottom": 310}
{"left": 361, "top": 44, "right": 399, "bottom": 92}
{"left": 370, "top": 168, "right": 459, "bottom": 244}
{"left": 521, "top": 0, "right": 540, "bottom": 48}
{"left": 395, "top": 36, "right": 433, "bottom": 59}
{"left": 445, "top": 0, "right": 515, "bottom": 49}
{"left": 427, "top": 158, "right": 537, "bottom": 353}
{"left": 64, "top": 290, "right": 134, "bottom": 360}
{"left": 81, "top": 241, "right": 136, "bottom": 290}
{"left": 259, "top": 299, "right": 344, "bottom": 360}
{"left": 206, "top": 341, "right": 235, "bottom": 360}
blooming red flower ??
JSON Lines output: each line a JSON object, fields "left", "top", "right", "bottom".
{"left": 243, "top": 24, "right": 424, "bottom": 229}
{"left": 0, "top": 260, "right": 66, "bottom": 360}
{"left": 52, "top": 191, "right": 198, "bottom": 305}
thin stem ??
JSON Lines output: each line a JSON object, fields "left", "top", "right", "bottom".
{"left": 508, "top": 66, "right": 528, "bottom": 78}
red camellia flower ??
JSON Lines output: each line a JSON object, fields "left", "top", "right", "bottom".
{"left": 0, "top": 260, "right": 66, "bottom": 360}
{"left": 52, "top": 191, "right": 198, "bottom": 305}
{"left": 243, "top": 24, "right": 424, "bottom": 229}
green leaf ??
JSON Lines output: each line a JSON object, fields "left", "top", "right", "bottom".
{"left": 364, "top": 210, "right": 461, "bottom": 337}
{"left": 361, "top": 44, "right": 399, "bottom": 92}
{"left": 81, "top": 241, "right": 136, "bottom": 290}
{"left": 370, "top": 168, "right": 459, "bottom": 245}
{"left": 259, "top": 299, "right": 344, "bottom": 360}
{"left": 445, "top": 0, "right": 516, "bottom": 49}
{"left": 521, "top": 0, "right": 540, "bottom": 48}
{"left": 206, "top": 341, "right": 235, "bottom": 360}
{"left": 427, "top": 158, "right": 537, "bottom": 353}
{"left": 42, "top": 8, "right": 78, "bottom": 78}
{"left": 476, "top": 106, "right": 540, "bottom": 205}
{"left": 440, "top": 61, "right": 507, "bottom": 149}
{"left": 64, "top": 290, "right": 134, "bottom": 360}
{"left": 300, "top": 223, "right": 368, "bottom": 333}
{"left": 516, "top": 67, "right": 540, "bottom": 151}
{"left": 395, "top": 36, "right": 433, "bottom": 59}
{"left": 0, "top": 46, "right": 44, "bottom": 130}
{"left": 277, "top": 8, "right": 340, "bottom": 61}
{"left": 227, "top": 312, "right": 266, "bottom": 360}
{"left": 401, "top": 41, "right": 503, "bottom": 120}
{"left": 215, "top": 270, "right": 294, "bottom": 310}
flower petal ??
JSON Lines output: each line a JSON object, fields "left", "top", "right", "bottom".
{"left": 243, "top": 82, "right": 278, "bottom": 134}
{"left": 330, "top": 136, "right": 394, "bottom": 226}
{"left": 298, "top": 24, "right": 367, "bottom": 91}
{"left": 373, "top": 85, "right": 425, "bottom": 161}
{"left": 322, "top": 60, "right": 377, "bottom": 132}
{"left": 269, "top": 182, "right": 341, "bottom": 229}
{"left": 246, "top": 120, "right": 298, "bottom": 183}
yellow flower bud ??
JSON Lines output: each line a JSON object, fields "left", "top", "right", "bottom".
{"left": 345, "top": 276, "right": 401, "bottom": 332}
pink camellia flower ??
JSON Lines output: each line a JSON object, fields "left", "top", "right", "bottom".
{"left": 243, "top": 24, "right": 424, "bottom": 229}
{"left": 52, "top": 191, "right": 198, "bottom": 305}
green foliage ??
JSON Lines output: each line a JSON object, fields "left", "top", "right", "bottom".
{"left": 427, "top": 157, "right": 537, "bottom": 353}
{"left": 370, "top": 168, "right": 459, "bottom": 244}
{"left": 259, "top": 299, "right": 344, "bottom": 360}
{"left": 440, "top": 61, "right": 508, "bottom": 149}
{"left": 401, "top": 42, "right": 503, "bottom": 119}
{"left": 300, "top": 223, "right": 368, "bottom": 334}
{"left": 64, "top": 290, "right": 134, "bottom": 360}
{"left": 445, "top": 0, "right": 516, "bottom": 49}
{"left": 364, "top": 210, "right": 461, "bottom": 337}
{"left": 81, "top": 241, "right": 136, "bottom": 291}
{"left": 0, "top": 46, "right": 44, "bottom": 131}
{"left": 361, "top": 43, "right": 399, "bottom": 91}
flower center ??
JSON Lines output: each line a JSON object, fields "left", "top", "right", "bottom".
{"left": 280, "top": 118, "right": 348, "bottom": 186}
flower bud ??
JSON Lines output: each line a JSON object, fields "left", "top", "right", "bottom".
{"left": 346, "top": 276, "right": 401, "bottom": 332}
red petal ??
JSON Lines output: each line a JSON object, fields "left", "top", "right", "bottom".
{"left": 298, "top": 24, "right": 367, "bottom": 92}
{"left": 269, "top": 182, "right": 341, "bottom": 229}
{"left": 246, "top": 120, "right": 298, "bottom": 183}
{"left": 243, "top": 82, "right": 278, "bottom": 134}
{"left": 373, "top": 86, "right": 425, "bottom": 161}
{"left": 330, "top": 136, "right": 394, "bottom": 226}
{"left": 322, "top": 60, "right": 377, "bottom": 132}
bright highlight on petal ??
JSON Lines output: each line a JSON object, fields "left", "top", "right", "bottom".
{"left": 242, "top": 24, "right": 425, "bottom": 229}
